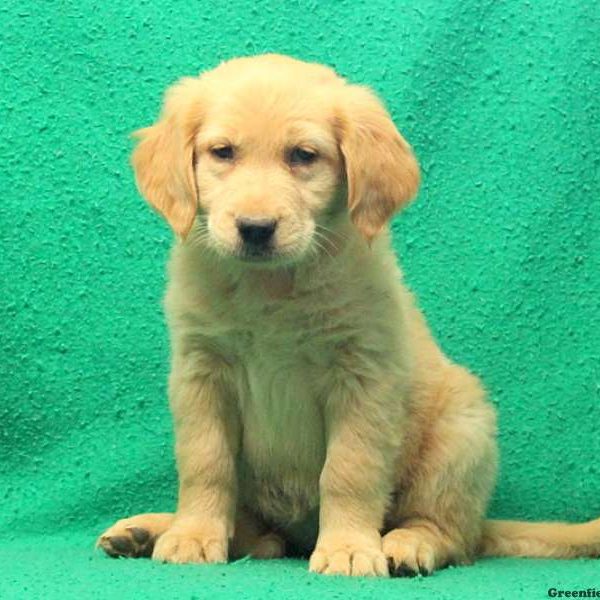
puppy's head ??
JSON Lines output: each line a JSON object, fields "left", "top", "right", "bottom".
{"left": 133, "top": 54, "right": 419, "bottom": 264}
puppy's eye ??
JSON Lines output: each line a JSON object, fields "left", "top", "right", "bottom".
{"left": 210, "top": 145, "right": 235, "bottom": 160}
{"left": 289, "top": 147, "right": 318, "bottom": 166}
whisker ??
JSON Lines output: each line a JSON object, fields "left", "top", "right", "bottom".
{"left": 316, "top": 223, "right": 349, "bottom": 242}
{"left": 312, "top": 229, "right": 338, "bottom": 257}
{"left": 310, "top": 235, "right": 334, "bottom": 259}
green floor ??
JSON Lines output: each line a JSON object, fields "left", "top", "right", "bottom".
{"left": 2, "top": 532, "right": 598, "bottom": 600}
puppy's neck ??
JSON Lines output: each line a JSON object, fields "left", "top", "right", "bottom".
{"left": 245, "top": 267, "right": 297, "bottom": 300}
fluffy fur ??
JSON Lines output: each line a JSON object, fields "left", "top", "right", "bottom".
{"left": 98, "top": 54, "right": 600, "bottom": 576}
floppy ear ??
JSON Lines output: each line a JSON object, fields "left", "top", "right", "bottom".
{"left": 337, "top": 86, "right": 420, "bottom": 240}
{"left": 132, "top": 78, "right": 204, "bottom": 238}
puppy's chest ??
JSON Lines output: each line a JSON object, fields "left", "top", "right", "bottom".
{"left": 195, "top": 275, "right": 360, "bottom": 521}
{"left": 239, "top": 335, "right": 324, "bottom": 458}
{"left": 226, "top": 325, "right": 330, "bottom": 522}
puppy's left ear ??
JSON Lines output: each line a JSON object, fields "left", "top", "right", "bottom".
{"left": 337, "top": 86, "right": 420, "bottom": 240}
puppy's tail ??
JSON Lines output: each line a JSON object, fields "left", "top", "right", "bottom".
{"left": 480, "top": 517, "right": 600, "bottom": 558}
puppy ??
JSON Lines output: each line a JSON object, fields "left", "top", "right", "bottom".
{"left": 98, "top": 54, "right": 600, "bottom": 576}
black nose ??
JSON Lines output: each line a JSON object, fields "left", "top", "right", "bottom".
{"left": 236, "top": 218, "right": 277, "bottom": 246}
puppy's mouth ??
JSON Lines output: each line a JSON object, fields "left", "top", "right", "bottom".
{"left": 237, "top": 245, "right": 277, "bottom": 263}
{"left": 232, "top": 240, "right": 309, "bottom": 267}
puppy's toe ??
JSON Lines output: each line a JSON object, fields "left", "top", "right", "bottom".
{"left": 152, "top": 529, "right": 227, "bottom": 564}
{"left": 383, "top": 528, "right": 436, "bottom": 577}
{"left": 97, "top": 524, "right": 156, "bottom": 558}
{"left": 309, "top": 530, "right": 389, "bottom": 577}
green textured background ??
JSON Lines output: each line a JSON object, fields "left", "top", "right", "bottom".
{"left": 1, "top": 0, "right": 599, "bottom": 598}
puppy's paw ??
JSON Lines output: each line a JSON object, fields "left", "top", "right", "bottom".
{"left": 309, "top": 530, "right": 388, "bottom": 577}
{"left": 382, "top": 528, "right": 436, "bottom": 577}
{"left": 97, "top": 522, "right": 155, "bottom": 558}
{"left": 152, "top": 525, "right": 228, "bottom": 564}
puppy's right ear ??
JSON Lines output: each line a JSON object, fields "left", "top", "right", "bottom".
{"left": 132, "top": 78, "right": 204, "bottom": 238}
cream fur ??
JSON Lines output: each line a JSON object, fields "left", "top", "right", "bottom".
{"left": 97, "top": 54, "right": 600, "bottom": 576}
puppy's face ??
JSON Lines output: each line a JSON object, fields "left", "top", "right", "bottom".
{"left": 132, "top": 55, "right": 420, "bottom": 265}
{"left": 194, "top": 72, "right": 343, "bottom": 263}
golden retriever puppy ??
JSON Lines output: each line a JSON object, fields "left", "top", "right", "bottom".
{"left": 98, "top": 54, "right": 600, "bottom": 576}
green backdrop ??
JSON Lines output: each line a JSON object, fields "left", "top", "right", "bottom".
{"left": 1, "top": 1, "right": 599, "bottom": 598}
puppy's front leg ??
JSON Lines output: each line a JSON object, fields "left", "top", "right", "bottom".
{"left": 310, "top": 378, "right": 402, "bottom": 577}
{"left": 153, "top": 351, "right": 239, "bottom": 564}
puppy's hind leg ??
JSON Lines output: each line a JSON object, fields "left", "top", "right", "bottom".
{"left": 97, "top": 513, "right": 175, "bottom": 558}
{"left": 97, "top": 510, "right": 285, "bottom": 560}
{"left": 384, "top": 365, "right": 498, "bottom": 576}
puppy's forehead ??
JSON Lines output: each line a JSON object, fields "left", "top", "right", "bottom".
{"left": 199, "top": 56, "right": 342, "bottom": 141}
{"left": 212, "top": 89, "right": 332, "bottom": 133}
